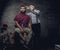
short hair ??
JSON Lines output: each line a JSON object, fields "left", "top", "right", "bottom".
{"left": 20, "top": 5, "right": 26, "bottom": 9}
{"left": 29, "top": 3, "right": 35, "bottom": 6}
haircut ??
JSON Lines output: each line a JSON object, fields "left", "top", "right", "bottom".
{"left": 29, "top": 3, "right": 35, "bottom": 6}
{"left": 20, "top": 5, "right": 26, "bottom": 9}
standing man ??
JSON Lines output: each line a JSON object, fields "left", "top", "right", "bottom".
{"left": 26, "top": 4, "right": 41, "bottom": 50}
{"left": 14, "top": 5, "right": 32, "bottom": 47}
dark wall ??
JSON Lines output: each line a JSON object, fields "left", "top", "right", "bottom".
{"left": 0, "top": 0, "right": 58, "bottom": 40}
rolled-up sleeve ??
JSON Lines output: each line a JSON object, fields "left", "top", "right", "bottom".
{"left": 34, "top": 9, "right": 40, "bottom": 14}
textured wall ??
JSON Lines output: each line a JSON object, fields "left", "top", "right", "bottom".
{"left": 0, "top": 0, "right": 57, "bottom": 39}
{"left": 1, "top": 0, "right": 41, "bottom": 33}
{"left": 1, "top": 1, "right": 18, "bottom": 32}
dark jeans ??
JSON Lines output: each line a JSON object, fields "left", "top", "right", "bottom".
{"left": 32, "top": 23, "right": 41, "bottom": 50}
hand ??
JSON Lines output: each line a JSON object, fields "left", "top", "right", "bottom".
{"left": 29, "top": 29, "right": 32, "bottom": 32}
{"left": 23, "top": 33, "right": 27, "bottom": 41}
{"left": 20, "top": 29, "right": 24, "bottom": 33}
{"left": 24, "top": 33, "right": 27, "bottom": 38}
{"left": 26, "top": 6, "right": 29, "bottom": 9}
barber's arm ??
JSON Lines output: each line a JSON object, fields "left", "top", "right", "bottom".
{"left": 15, "top": 21, "right": 24, "bottom": 33}
{"left": 28, "top": 20, "right": 32, "bottom": 32}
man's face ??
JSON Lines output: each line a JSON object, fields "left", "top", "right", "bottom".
{"left": 20, "top": 7, "right": 26, "bottom": 12}
{"left": 29, "top": 5, "right": 35, "bottom": 11}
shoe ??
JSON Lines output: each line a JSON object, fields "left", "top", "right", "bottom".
{"left": 23, "top": 44, "right": 28, "bottom": 48}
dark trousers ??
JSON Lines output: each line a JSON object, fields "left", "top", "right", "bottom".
{"left": 32, "top": 23, "right": 41, "bottom": 50}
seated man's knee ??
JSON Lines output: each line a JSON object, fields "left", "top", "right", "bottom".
{"left": 15, "top": 28, "right": 21, "bottom": 33}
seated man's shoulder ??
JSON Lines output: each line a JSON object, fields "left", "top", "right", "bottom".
{"left": 26, "top": 12, "right": 32, "bottom": 15}
{"left": 26, "top": 15, "right": 30, "bottom": 18}
{"left": 26, "top": 15, "right": 30, "bottom": 19}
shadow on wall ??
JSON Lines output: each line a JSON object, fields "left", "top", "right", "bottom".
{"left": 0, "top": 0, "right": 56, "bottom": 38}
{"left": 1, "top": 0, "right": 41, "bottom": 33}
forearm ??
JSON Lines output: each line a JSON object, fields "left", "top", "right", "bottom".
{"left": 28, "top": 23, "right": 32, "bottom": 31}
{"left": 34, "top": 10, "right": 40, "bottom": 14}
{"left": 15, "top": 21, "right": 24, "bottom": 32}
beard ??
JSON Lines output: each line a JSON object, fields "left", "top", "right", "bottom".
{"left": 20, "top": 11, "right": 26, "bottom": 14}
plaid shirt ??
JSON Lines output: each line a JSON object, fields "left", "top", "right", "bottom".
{"left": 14, "top": 12, "right": 30, "bottom": 27}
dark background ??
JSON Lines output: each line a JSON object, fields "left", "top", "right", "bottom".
{"left": 0, "top": 0, "right": 58, "bottom": 50}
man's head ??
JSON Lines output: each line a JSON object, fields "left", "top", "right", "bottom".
{"left": 29, "top": 4, "right": 35, "bottom": 11}
{"left": 20, "top": 5, "right": 26, "bottom": 13}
